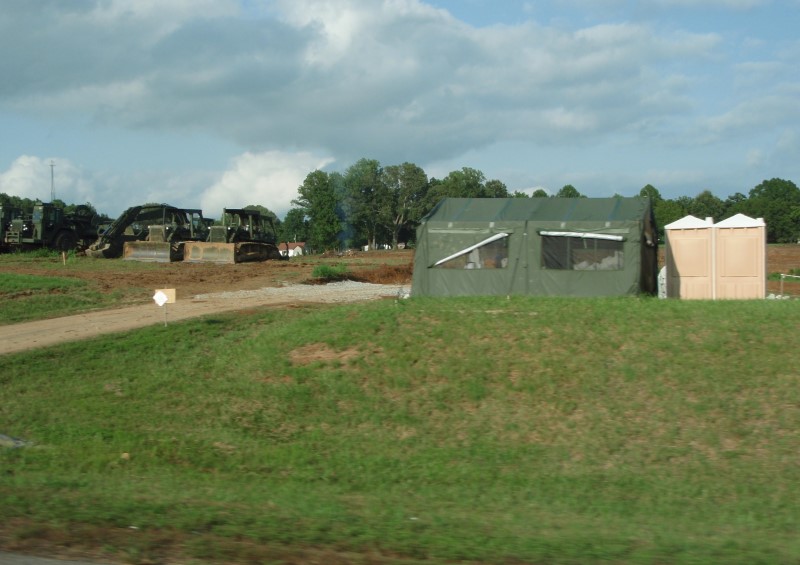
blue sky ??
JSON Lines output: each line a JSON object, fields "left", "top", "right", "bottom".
{"left": 0, "top": 0, "right": 797, "bottom": 219}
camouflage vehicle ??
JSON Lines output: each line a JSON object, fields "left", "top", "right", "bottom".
{"left": 3, "top": 201, "right": 99, "bottom": 252}
{"left": 183, "top": 208, "right": 285, "bottom": 263}
{"left": 86, "top": 204, "right": 207, "bottom": 261}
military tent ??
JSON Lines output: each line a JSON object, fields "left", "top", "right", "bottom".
{"left": 411, "top": 197, "right": 658, "bottom": 297}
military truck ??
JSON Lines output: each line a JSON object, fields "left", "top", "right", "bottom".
{"left": 0, "top": 205, "right": 22, "bottom": 252}
{"left": 183, "top": 208, "right": 285, "bottom": 263}
{"left": 3, "top": 201, "right": 99, "bottom": 252}
{"left": 85, "top": 204, "right": 208, "bottom": 261}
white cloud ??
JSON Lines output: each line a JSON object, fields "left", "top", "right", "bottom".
{"left": 0, "top": 156, "right": 94, "bottom": 205}
{"left": 200, "top": 151, "right": 335, "bottom": 218}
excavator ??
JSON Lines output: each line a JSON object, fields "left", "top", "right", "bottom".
{"left": 183, "top": 208, "right": 286, "bottom": 264}
{"left": 85, "top": 204, "right": 207, "bottom": 261}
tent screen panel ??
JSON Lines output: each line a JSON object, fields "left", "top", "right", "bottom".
{"left": 435, "top": 235, "right": 509, "bottom": 269}
{"left": 541, "top": 235, "right": 624, "bottom": 270}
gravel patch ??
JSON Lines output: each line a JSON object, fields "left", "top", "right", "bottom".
{"left": 193, "top": 281, "right": 411, "bottom": 303}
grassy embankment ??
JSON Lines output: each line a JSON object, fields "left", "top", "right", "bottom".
{"left": 0, "top": 251, "right": 155, "bottom": 324}
{"left": 1, "top": 293, "right": 799, "bottom": 564}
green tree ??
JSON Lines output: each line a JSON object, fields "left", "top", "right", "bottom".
{"left": 722, "top": 192, "right": 748, "bottom": 218}
{"left": 291, "top": 170, "right": 343, "bottom": 252}
{"left": 745, "top": 178, "right": 800, "bottom": 243}
{"left": 555, "top": 184, "right": 584, "bottom": 198}
{"left": 512, "top": 190, "right": 530, "bottom": 198}
{"left": 483, "top": 179, "right": 509, "bottom": 198}
{"left": 638, "top": 184, "right": 663, "bottom": 204}
{"left": 423, "top": 168, "right": 509, "bottom": 212}
{"left": 343, "top": 158, "right": 389, "bottom": 249}
{"left": 531, "top": 188, "right": 549, "bottom": 198}
{"left": 689, "top": 190, "right": 725, "bottom": 221}
{"left": 653, "top": 199, "right": 688, "bottom": 240}
{"left": 279, "top": 208, "right": 309, "bottom": 243}
{"left": 382, "top": 162, "right": 429, "bottom": 249}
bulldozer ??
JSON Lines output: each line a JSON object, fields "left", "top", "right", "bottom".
{"left": 3, "top": 201, "right": 99, "bottom": 253}
{"left": 183, "top": 208, "right": 286, "bottom": 264}
{"left": 85, "top": 204, "right": 207, "bottom": 261}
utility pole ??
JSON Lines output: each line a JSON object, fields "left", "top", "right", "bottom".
{"left": 50, "top": 160, "right": 55, "bottom": 201}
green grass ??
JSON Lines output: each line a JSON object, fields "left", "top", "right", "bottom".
{"left": 311, "top": 262, "right": 351, "bottom": 280}
{"left": 0, "top": 272, "right": 129, "bottom": 324}
{"left": 2, "top": 296, "right": 800, "bottom": 564}
{"left": 0, "top": 252, "right": 166, "bottom": 324}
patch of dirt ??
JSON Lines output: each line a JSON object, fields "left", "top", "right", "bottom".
{"left": 2, "top": 251, "right": 414, "bottom": 299}
{"left": 288, "top": 343, "right": 362, "bottom": 366}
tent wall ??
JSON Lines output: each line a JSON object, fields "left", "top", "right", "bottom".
{"left": 412, "top": 197, "right": 657, "bottom": 297}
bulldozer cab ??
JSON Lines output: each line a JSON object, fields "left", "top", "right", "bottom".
{"left": 183, "top": 208, "right": 284, "bottom": 264}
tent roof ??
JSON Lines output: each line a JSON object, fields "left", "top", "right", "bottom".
{"left": 422, "top": 197, "right": 652, "bottom": 223}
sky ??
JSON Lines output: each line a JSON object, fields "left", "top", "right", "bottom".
{"left": 0, "top": 0, "right": 798, "bottom": 219}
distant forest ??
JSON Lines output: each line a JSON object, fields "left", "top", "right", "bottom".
{"left": 2, "top": 159, "right": 798, "bottom": 251}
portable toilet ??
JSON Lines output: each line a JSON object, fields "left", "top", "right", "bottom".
{"left": 713, "top": 214, "right": 766, "bottom": 299}
{"left": 665, "top": 215, "right": 714, "bottom": 299}
{"left": 665, "top": 214, "right": 766, "bottom": 299}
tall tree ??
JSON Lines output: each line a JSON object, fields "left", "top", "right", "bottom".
{"left": 745, "top": 178, "right": 800, "bottom": 243}
{"left": 382, "top": 162, "right": 429, "bottom": 249}
{"left": 343, "top": 158, "right": 389, "bottom": 249}
{"left": 291, "top": 170, "right": 342, "bottom": 252}
{"left": 531, "top": 188, "right": 549, "bottom": 198}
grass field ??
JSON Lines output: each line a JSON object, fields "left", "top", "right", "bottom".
{"left": 2, "top": 295, "right": 799, "bottom": 564}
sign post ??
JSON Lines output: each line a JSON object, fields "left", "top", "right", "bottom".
{"left": 152, "top": 288, "right": 176, "bottom": 326}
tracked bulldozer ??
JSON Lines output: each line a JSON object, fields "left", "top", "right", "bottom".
{"left": 85, "top": 204, "right": 207, "bottom": 261}
{"left": 183, "top": 208, "right": 285, "bottom": 264}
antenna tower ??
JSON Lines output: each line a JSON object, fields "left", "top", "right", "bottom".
{"left": 50, "top": 160, "right": 56, "bottom": 201}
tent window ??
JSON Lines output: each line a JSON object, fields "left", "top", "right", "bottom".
{"left": 434, "top": 233, "right": 509, "bottom": 269}
{"left": 541, "top": 235, "right": 624, "bottom": 270}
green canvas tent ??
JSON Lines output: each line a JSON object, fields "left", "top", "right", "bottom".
{"left": 411, "top": 197, "right": 658, "bottom": 297}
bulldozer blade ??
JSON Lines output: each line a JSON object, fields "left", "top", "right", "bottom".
{"left": 183, "top": 242, "right": 237, "bottom": 264}
{"left": 123, "top": 241, "right": 176, "bottom": 262}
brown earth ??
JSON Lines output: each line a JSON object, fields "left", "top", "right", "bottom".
{"left": 0, "top": 251, "right": 414, "bottom": 355}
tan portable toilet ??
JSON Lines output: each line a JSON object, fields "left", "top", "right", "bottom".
{"left": 665, "top": 213, "right": 766, "bottom": 299}
{"left": 665, "top": 215, "right": 714, "bottom": 299}
{"left": 713, "top": 214, "right": 766, "bottom": 299}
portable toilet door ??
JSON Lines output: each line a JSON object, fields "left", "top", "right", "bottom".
{"left": 664, "top": 215, "right": 714, "bottom": 299}
{"left": 713, "top": 214, "right": 766, "bottom": 299}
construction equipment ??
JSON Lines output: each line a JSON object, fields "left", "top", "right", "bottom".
{"left": 85, "top": 204, "right": 207, "bottom": 261}
{"left": 0, "top": 205, "right": 22, "bottom": 252}
{"left": 3, "top": 201, "right": 99, "bottom": 252}
{"left": 183, "top": 208, "right": 286, "bottom": 264}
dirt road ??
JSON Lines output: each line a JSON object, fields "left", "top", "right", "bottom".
{"left": 0, "top": 281, "right": 407, "bottom": 356}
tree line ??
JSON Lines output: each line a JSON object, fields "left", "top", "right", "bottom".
{"left": 287, "top": 159, "right": 800, "bottom": 250}
{"left": 3, "top": 162, "right": 799, "bottom": 250}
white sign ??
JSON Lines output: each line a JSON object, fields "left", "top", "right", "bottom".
{"left": 153, "top": 288, "right": 176, "bottom": 307}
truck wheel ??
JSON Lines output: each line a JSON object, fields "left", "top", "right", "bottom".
{"left": 54, "top": 231, "right": 77, "bottom": 252}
